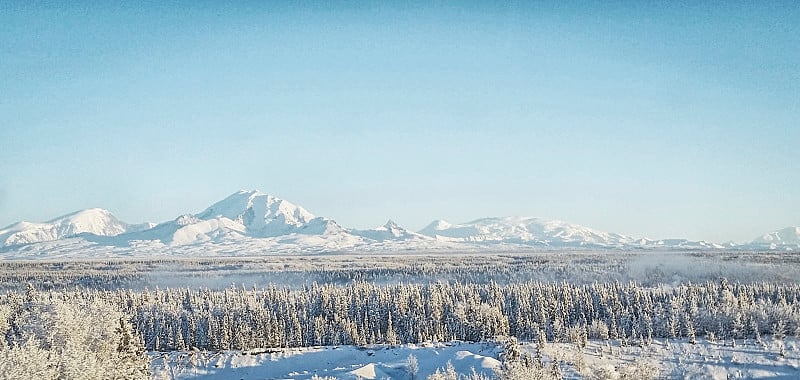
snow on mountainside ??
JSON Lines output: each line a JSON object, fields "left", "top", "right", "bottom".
{"left": 121, "top": 214, "right": 247, "bottom": 245}
{"left": 0, "top": 189, "right": 796, "bottom": 257}
{"left": 196, "top": 190, "right": 316, "bottom": 237}
{"left": 748, "top": 226, "right": 800, "bottom": 250}
{"left": 637, "top": 238, "right": 725, "bottom": 250}
{"left": 297, "top": 217, "right": 348, "bottom": 235}
{"left": 352, "top": 220, "right": 432, "bottom": 242}
{"left": 420, "top": 219, "right": 480, "bottom": 240}
{"left": 0, "top": 208, "right": 148, "bottom": 247}
{"left": 753, "top": 227, "right": 800, "bottom": 245}
{"left": 121, "top": 191, "right": 348, "bottom": 246}
{"left": 418, "top": 216, "right": 635, "bottom": 247}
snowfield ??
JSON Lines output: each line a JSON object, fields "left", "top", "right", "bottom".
{"left": 151, "top": 343, "right": 502, "bottom": 380}
{"left": 540, "top": 337, "right": 800, "bottom": 380}
{"left": 151, "top": 338, "right": 800, "bottom": 380}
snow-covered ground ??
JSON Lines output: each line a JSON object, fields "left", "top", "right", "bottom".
{"left": 151, "top": 337, "right": 800, "bottom": 380}
{"left": 150, "top": 342, "right": 502, "bottom": 380}
{"left": 543, "top": 337, "right": 800, "bottom": 380}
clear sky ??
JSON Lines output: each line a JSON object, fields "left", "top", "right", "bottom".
{"left": 1, "top": 1, "right": 798, "bottom": 243}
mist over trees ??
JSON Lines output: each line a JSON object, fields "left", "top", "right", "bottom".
{"left": 2, "top": 251, "right": 795, "bottom": 292}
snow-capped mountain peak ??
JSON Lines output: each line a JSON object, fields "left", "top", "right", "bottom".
{"left": 381, "top": 220, "right": 405, "bottom": 235}
{"left": 196, "top": 190, "right": 315, "bottom": 237}
{"left": 0, "top": 208, "right": 137, "bottom": 247}
{"left": 426, "top": 219, "right": 453, "bottom": 230}
{"left": 751, "top": 226, "right": 800, "bottom": 248}
{"left": 352, "top": 220, "right": 430, "bottom": 242}
{"left": 419, "top": 216, "right": 634, "bottom": 247}
{"left": 1, "top": 190, "right": 797, "bottom": 256}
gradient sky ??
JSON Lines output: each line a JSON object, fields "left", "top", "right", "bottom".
{"left": 1, "top": 1, "right": 798, "bottom": 243}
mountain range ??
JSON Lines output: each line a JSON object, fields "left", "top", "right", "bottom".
{"left": 0, "top": 190, "right": 797, "bottom": 258}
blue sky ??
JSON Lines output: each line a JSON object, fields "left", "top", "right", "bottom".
{"left": 1, "top": 1, "right": 798, "bottom": 242}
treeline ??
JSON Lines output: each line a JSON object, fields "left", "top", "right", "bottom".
{"left": 4, "top": 252, "right": 788, "bottom": 292}
{"left": 4, "top": 280, "right": 797, "bottom": 352}
{"left": 0, "top": 255, "right": 631, "bottom": 291}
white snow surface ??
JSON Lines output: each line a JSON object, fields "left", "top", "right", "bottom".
{"left": 352, "top": 220, "right": 432, "bottom": 242}
{"left": 0, "top": 208, "right": 143, "bottom": 247}
{"left": 1, "top": 190, "right": 797, "bottom": 257}
{"left": 418, "top": 216, "right": 636, "bottom": 247}
{"left": 151, "top": 338, "right": 800, "bottom": 380}
{"left": 539, "top": 337, "right": 800, "bottom": 380}
{"left": 122, "top": 214, "right": 248, "bottom": 245}
{"left": 196, "top": 190, "right": 316, "bottom": 237}
{"left": 753, "top": 227, "right": 800, "bottom": 246}
{"left": 151, "top": 342, "right": 502, "bottom": 380}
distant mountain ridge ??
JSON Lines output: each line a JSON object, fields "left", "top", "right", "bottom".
{"left": 352, "top": 220, "right": 431, "bottom": 242}
{"left": 0, "top": 208, "right": 154, "bottom": 247}
{"left": 749, "top": 227, "right": 800, "bottom": 250}
{"left": 752, "top": 227, "right": 800, "bottom": 245}
{"left": 420, "top": 216, "right": 636, "bottom": 247}
{"left": 0, "top": 190, "right": 797, "bottom": 257}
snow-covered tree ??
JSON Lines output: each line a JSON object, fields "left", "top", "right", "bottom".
{"left": 406, "top": 353, "right": 419, "bottom": 380}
